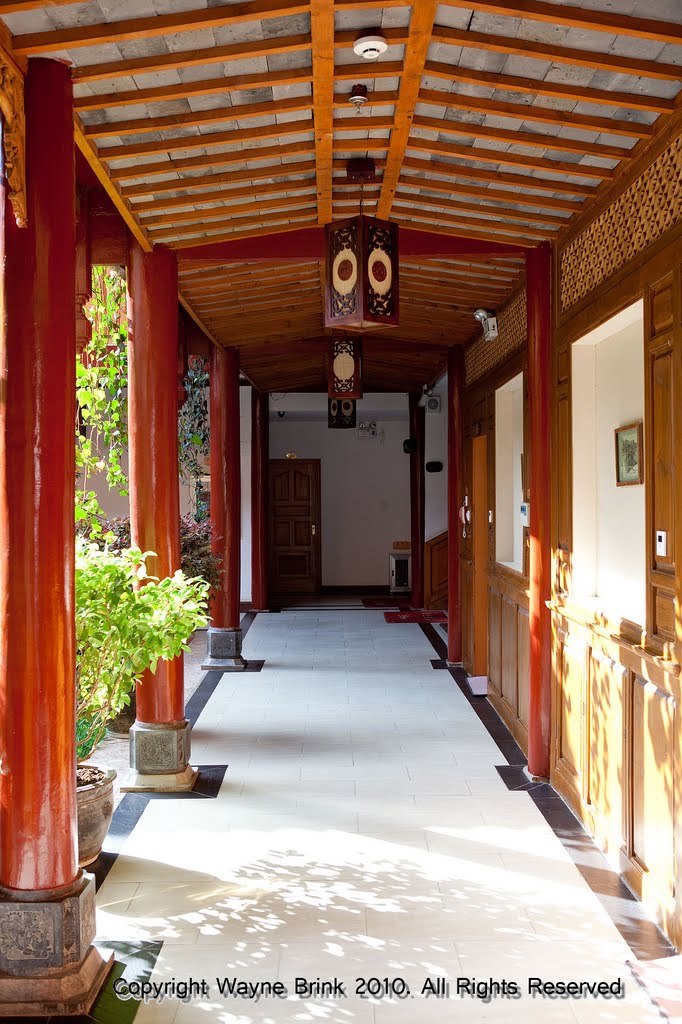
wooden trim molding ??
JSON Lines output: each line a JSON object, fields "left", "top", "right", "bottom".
{"left": 0, "top": 45, "right": 26, "bottom": 226}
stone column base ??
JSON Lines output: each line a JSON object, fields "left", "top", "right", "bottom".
{"left": 0, "top": 873, "right": 113, "bottom": 1017}
{"left": 121, "top": 763, "right": 197, "bottom": 793}
{"left": 201, "top": 626, "right": 245, "bottom": 671}
{"left": 128, "top": 719, "right": 193, "bottom": 788}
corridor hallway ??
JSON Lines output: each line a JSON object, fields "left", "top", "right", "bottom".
{"left": 95, "top": 611, "right": 670, "bottom": 1024}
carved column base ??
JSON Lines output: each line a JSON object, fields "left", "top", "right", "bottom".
{"left": 0, "top": 873, "right": 113, "bottom": 1017}
{"left": 201, "top": 626, "right": 245, "bottom": 672}
{"left": 125, "top": 720, "right": 196, "bottom": 791}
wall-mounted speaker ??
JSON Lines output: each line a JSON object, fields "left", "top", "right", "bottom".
{"left": 426, "top": 461, "right": 443, "bottom": 473}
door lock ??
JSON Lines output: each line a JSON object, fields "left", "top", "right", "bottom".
{"left": 311, "top": 524, "right": 316, "bottom": 536}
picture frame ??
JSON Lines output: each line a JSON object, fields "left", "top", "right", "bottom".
{"left": 614, "top": 421, "right": 643, "bottom": 486}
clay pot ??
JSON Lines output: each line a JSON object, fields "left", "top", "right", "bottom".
{"left": 106, "top": 691, "right": 136, "bottom": 737}
{"left": 76, "top": 766, "right": 117, "bottom": 867}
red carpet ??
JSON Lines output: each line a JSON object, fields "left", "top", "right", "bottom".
{"left": 384, "top": 610, "right": 448, "bottom": 624}
{"left": 362, "top": 597, "right": 410, "bottom": 609}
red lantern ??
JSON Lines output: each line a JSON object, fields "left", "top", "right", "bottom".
{"left": 324, "top": 215, "right": 399, "bottom": 330}
{"left": 328, "top": 336, "right": 362, "bottom": 400}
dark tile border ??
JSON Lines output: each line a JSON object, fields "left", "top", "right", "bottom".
{"left": 418, "top": 622, "right": 674, "bottom": 962}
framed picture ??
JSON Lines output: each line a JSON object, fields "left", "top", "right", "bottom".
{"left": 615, "top": 421, "right": 643, "bottom": 486}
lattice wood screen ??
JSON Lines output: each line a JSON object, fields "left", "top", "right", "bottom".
{"left": 560, "top": 136, "right": 682, "bottom": 313}
{"left": 465, "top": 289, "right": 527, "bottom": 387}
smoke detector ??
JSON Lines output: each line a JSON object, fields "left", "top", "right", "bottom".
{"left": 353, "top": 34, "right": 388, "bottom": 61}
{"left": 349, "top": 83, "right": 369, "bottom": 112}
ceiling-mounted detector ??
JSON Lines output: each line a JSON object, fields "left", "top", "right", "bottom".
{"left": 349, "top": 84, "right": 369, "bottom": 111}
{"left": 353, "top": 34, "right": 388, "bottom": 61}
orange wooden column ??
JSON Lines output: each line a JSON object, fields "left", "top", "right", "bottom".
{"left": 409, "top": 392, "right": 426, "bottom": 609}
{"left": 203, "top": 345, "right": 245, "bottom": 670}
{"left": 126, "top": 239, "right": 194, "bottom": 788}
{"left": 526, "top": 241, "right": 552, "bottom": 779}
{"left": 251, "top": 388, "right": 269, "bottom": 611}
{"left": 0, "top": 59, "right": 111, "bottom": 1014}
{"left": 447, "top": 346, "right": 465, "bottom": 665}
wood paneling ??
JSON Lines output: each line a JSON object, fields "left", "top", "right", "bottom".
{"left": 556, "top": 631, "right": 586, "bottom": 786}
{"left": 424, "top": 531, "right": 448, "bottom": 611}
{"left": 587, "top": 648, "right": 626, "bottom": 856}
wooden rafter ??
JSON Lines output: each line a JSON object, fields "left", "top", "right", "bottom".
{"left": 0, "top": 0, "right": 88, "bottom": 9}
{"left": 123, "top": 161, "right": 319, "bottom": 200}
{"left": 12, "top": 0, "right": 309, "bottom": 54}
{"left": 110, "top": 141, "right": 316, "bottom": 183}
{"left": 135, "top": 180, "right": 318, "bottom": 217}
{"left": 438, "top": 0, "right": 682, "bottom": 45}
{"left": 376, "top": 1, "right": 437, "bottom": 220}
{"left": 400, "top": 156, "right": 598, "bottom": 197}
{"left": 310, "top": 0, "right": 335, "bottom": 225}
{"left": 406, "top": 138, "right": 613, "bottom": 181}
{"left": 397, "top": 173, "right": 583, "bottom": 213}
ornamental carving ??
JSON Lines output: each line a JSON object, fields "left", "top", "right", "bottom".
{"left": 328, "top": 223, "right": 359, "bottom": 319}
{"left": 0, "top": 49, "right": 27, "bottom": 228}
{"left": 560, "top": 136, "right": 682, "bottom": 312}
{"left": 366, "top": 220, "right": 395, "bottom": 320}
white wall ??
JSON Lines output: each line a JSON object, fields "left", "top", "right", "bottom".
{"left": 239, "top": 386, "right": 252, "bottom": 603}
{"left": 495, "top": 372, "right": 524, "bottom": 572}
{"left": 269, "top": 393, "right": 410, "bottom": 586}
{"left": 425, "top": 373, "right": 448, "bottom": 541}
{"left": 572, "top": 301, "right": 645, "bottom": 625}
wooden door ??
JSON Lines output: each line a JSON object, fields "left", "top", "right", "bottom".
{"left": 269, "top": 459, "right": 321, "bottom": 594}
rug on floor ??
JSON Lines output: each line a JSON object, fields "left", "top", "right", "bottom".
{"left": 384, "top": 609, "right": 448, "bottom": 624}
{"left": 362, "top": 597, "right": 411, "bottom": 608}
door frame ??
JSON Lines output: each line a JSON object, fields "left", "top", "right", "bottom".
{"left": 268, "top": 458, "right": 322, "bottom": 595}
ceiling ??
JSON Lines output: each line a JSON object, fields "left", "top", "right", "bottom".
{"left": 2, "top": 0, "right": 680, "bottom": 391}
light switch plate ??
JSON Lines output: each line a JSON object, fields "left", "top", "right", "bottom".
{"left": 656, "top": 531, "right": 667, "bottom": 557}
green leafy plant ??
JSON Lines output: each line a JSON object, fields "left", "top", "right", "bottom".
{"left": 75, "top": 541, "right": 209, "bottom": 762}
{"left": 83, "top": 514, "right": 223, "bottom": 592}
{"left": 178, "top": 355, "right": 210, "bottom": 520}
{"left": 76, "top": 267, "right": 129, "bottom": 535}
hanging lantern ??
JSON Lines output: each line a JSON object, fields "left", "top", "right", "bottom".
{"left": 325, "top": 215, "right": 399, "bottom": 330}
{"left": 329, "top": 336, "right": 363, "bottom": 399}
{"left": 328, "top": 398, "right": 357, "bottom": 430}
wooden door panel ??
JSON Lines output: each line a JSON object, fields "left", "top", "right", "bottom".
{"left": 488, "top": 587, "right": 501, "bottom": 697}
{"left": 500, "top": 596, "right": 518, "bottom": 713}
{"left": 557, "top": 633, "right": 586, "bottom": 786}
{"left": 588, "top": 650, "right": 626, "bottom": 854}
{"left": 269, "top": 460, "right": 321, "bottom": 594}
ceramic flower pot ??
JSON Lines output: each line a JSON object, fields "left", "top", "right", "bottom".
{"left": 76, "top": 765, "right": 117, "bottom": 867}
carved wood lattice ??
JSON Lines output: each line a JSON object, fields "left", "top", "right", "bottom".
{"left": 0, "top": 50, "right": 26, "bottom": 228}
{"left": 465, "top": 289, "right": 527, "bottom": 387}
{"left": 560, "top": 136, "right": 682, "bottom": 313}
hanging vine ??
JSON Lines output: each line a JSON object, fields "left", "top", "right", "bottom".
{"left": 75, "top": 266, "right": 129, "bottom": 535}
{"left": 178, "top": 354, "right": 210, "bottom": 521}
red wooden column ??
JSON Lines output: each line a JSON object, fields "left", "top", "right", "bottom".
{"left": 409, "top": 392, "right": 426, "bottom": 608}
{"left": 202, "top": 345, "right": 245, "bottom": 670}
{"left": 526, "top": 241, "right": 552, "bottom": 779}
{"left": 0, "top": 59, "right": 111, "bottom": 1014}
{"left": 447, "top": 346, "right": 465, "bottom": 665}
{"left": 251, "top": 387, "right": 269, "bottom": 611}
{"left": 126, "top": 238, "right": 194, "bottom": 788}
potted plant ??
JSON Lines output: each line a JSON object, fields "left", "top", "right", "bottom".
{"left": 75, "top": 540, "right": 209, "bottom": 865}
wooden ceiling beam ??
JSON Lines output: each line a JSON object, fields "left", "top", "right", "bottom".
{"left": 84, "top": 95, "right": 313, "bottom": 141}
{"left": 401, "top": 155, "right": 597, "bottom": 197}
{"left": 334, "top": 61, "right": 405, "bottom": 82}
{"left": 397, "top": 171, "right": 582, "bottom": 213}
{"left": 310, "top": 0, "right": 335, "bottom": 226}
{"left": 439, "top": 0, "right": 682, "bottom": 46}
{"left": 188, "top": 277, "right": 321, "bottom": 304}
{"left": 394, "top": 200, "right": 553, "bottom": 240}
{"left": 111, "top": 141, "right": 316, "bottom": 182}
{"left": 154, "top": 206, "right": 318, "bottom": 244}
{"left": 376, "top": 1, "right": 438, "bottom": 220}
{"left": 146, "top": 195, "right": 318, "bottom": 230}
{"left": 198, "top": 296, "right": 322, "bottom": 318}
{"left": 400, "top": 269, "right": 515, "bottom": 290}
{"left": 425, "top": 60, "right": 676, "bottom": 115}
{"left": 395, "top": 190, "right": 567, "bottom": 228}
{"left": 431, "top": 24, "right": 682, "bottom": 82}
{"left": 179, "top": 258, "right": 315, "bottom": 278}
{"left": 133, "top": 178, "right": 317, "bottom": 215}
{"left": 102, "top": 119, "right": 315, "bottom": 163}
{"left": 169, "top": 212, "right": 318, "bottom": 249}
{"left": 12, "top": 0, "right": 309, "bottom": 54}
{"left": 407, "top": 136, "right": 613, "bottom": 180}
{"left": 413, "top": 114, "right": 631, "bottom": 161}
{"left": 390, "top": 214, "right": 537, "bottom": 248}
{"left": 75, "top": 68, "right": 313, "bottom": 113}
{"left": 403, "top": 256, "right": 523, "bottom": 273}
{"left": 124, "top": 159, "right": 318, "bottom": 200}
{"left": 74, "top": 33, "right": 311, "bottom": 85}
{"left": 417, "top": 88, "right": 654, "bottom": 142}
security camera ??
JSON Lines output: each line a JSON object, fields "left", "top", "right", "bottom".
{"left": 277, "top": 410, "right": 285, "bottom": 419}
{"left": 417, "top": 385, "right": 433, "bottom": 408}
{"left": 473, "top": 308, "right": 498, "bottom": 342}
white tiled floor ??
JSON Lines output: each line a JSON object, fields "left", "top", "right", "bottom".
{"left": 96, "top": 611, "right": 661, "bottom": 1023}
